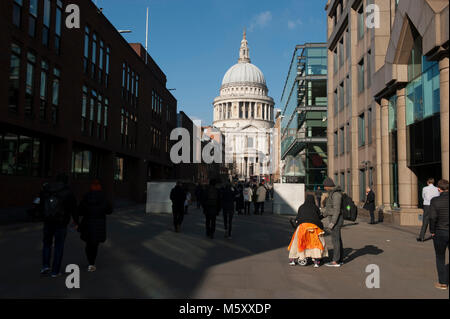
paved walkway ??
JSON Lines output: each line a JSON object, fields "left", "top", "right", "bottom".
{"left": 0, "top": 204, "right": 447, "bottom": 299}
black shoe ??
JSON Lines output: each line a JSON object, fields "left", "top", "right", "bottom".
{"left": 416, "top": 238, "right": 424, "bottom": 242}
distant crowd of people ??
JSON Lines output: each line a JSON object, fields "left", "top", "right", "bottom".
{"left": 170, "top": 180, "right": 273, "bottom": 239}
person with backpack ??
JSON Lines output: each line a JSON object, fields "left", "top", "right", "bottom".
{"left": 235, "top": 183, "right": 244, "bottom": 215}
{"left": 201, "top": 179, "right": 222, "bottom": 239}
{"left": 39, "top": 173, "right": 77, "bottom": 277}
{"left": 322, "top": 177, "right": 344, "bottom": 267}
{"left": 170, "top": 181, "right": 186, "bottom": 233}
{"left": 75, "top": 180, "right": 113, "bottom": 272}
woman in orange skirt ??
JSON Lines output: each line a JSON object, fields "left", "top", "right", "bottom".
{"left": 288, "top": 194, "right": 328, "bottom": 267}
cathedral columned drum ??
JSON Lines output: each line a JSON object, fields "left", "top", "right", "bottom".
{"left": 213, "top": 31, "right": 275, "bottom": 181}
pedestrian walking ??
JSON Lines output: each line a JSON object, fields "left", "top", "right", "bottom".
{"left": 222, "top": 183, "right": 236, "bottom": 239}
{"left": 363, "top": 187, "right": 376, "bottom": 224}
{"left": 243, "top": 183, "right": 253, "bottom": 215}
{"left": 39, "top": 173, "right": 77, "bottom": 277}
{"left": 255, "top": 183, "right": 267, "bottom": 215}
{"left": 322, "top": 177, "right": 344, "bottom": 267}
{"left": 195, "top": 183, "right": 203, "bottom": 209}
{"left": 288, "top": 194, "right": 328, "bottom": 268}
{"left": 184, "top": 191, "right": 192, "bottom": 215}
{"left": 418, "top": 178, "right": 440, "bottom": 242}
{"left": 429, "top": 179, "right": 449, "bottom": 290}
{"left": 170, "top": 181, "right": 186, "bottom": 233}
{"left": 252, "top": 184, "right": 258, "bottom": 214}
{"left": 201, "top": 179, "right": 222, "bottom": 239}
{"left": 75, "top": 180, "right": 113, "bottom": 272}
{"left": 235, "top": 183, "right": 244, "bottom": 215}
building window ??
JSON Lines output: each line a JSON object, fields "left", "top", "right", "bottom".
{"left": 81, "top": 86, "right": 88, "bottom": 132}
{"left": 346, "top": 29, "right": 351, "bottom": 61}
{"left": 25, "top": 52, "right": 36, "bottom": 117}
{"left": 339, "top": 82, "right": 344, "bottom": 111}
{"left": 55, "top": 0, "right": 63, "bottom": 55}
{"left": 346, "top": 122, "right": 351, "bottom": 153}
{"left": 358, "top": 113, "right": 365, "bottom": 147}
{"left": 42, "top": 0, "right": 51, "bottom": 47}
{"left": 339, "top": 38, "right": 344, "bottom": 67}
{"left": 334, "top": 131, "right": 338, "bottom": 156}
{"left": 367, "top": 107, "right": 373, "bottom": 144}
{"left": 358, "top": 59, "right": 365, "bottom": 93}
{"left": 333, "top": 89, "right": 338, "bottom": 116}
{"left": 0, "top": 133, "right": 49, "bottom": 177}
{"left": 97, "top": 95, "right": 103, "bottom": 139}
{"left": 367, "top": 50, "right": 372, "bottom": 88}
{"left": 346, "top": 75, "right": 351, "bottom": 106}
{"left": 333, "top": 49, "right": 338, "bottom": 74}
{"left": 71, "top": 148, "right": 99, "bottom": 179}
{"left": 91, "top": 33, "right": 97, "bottom": 79}
{"left": 90, "top": 91, "right": 96, "bottom": 136}
{"left": 104, "top": 98, "right": 109, "bottom": 140}
{"left": 39, "top": 60, "right": 49, "bottom": 120}
{"left": 51, "top": 68, "right": 60, "bottom": 125}
{"left": 114, "top": 157, "right": 125, "bottom": 181}
{"left": 28, "top": 0, "right": 38, "bottom": 37}
{"left": 13, "top": 0, "right": 23, "bottom": 28}
{"left": 357, "top": 5, "right": 365, "bottom": 40}
{"left": 9, "top": 44, "right": 21, "bottom": 113}
{"left": 83, "top": 26, "right": 90, "bottom": 74}
{"left": 105, "top": 47, "right": 111, "bottom": 87}
{"left": 359, "top": 169, "right": 366, "bottom": 202}
{"left": 347, "top": 171, "right": 352, "bottom": 195}
{"left": 340, "top": 127, "right": 345, "bottom": 155}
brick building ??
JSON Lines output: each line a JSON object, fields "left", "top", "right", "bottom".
{"left": 0, "top": 0, "right": 177, "bottom": 209}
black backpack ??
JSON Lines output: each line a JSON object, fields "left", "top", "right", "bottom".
{"left": 205, "top": 187, "right": 219, "bottom": 207}
{"left": 341, "top": 193, "right": 358, "bottom": 222}
{"left": 43, "top": 189, "right": 65, "bottom": 222}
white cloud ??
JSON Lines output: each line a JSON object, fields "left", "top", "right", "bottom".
{"left": 248, "top": 11, "right": 272, "bottom": 32}
{"left": 287, "top": 18, "right": 302, "bottom": 30}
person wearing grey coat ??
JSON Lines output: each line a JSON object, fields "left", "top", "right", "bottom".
{"left": 321, "top": 177, "right": 344, "bottom": 267}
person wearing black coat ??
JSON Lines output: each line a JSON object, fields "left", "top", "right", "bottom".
{"left": 201, "top": 179, "right": 222, "bottom": 239}
{"left": 170, "top": 181, "right": 186, "bottom": 233}
{"left": 429, "top": 179, "right": 449, "bottom": 290}
{"left": 363, "top": 187, "right": 376, "bottom": 224}
{"left": 75, "top": 180, "right": 112, "bottom": 272}
{"left": 39, "top": 173, "right": 77, "bottom": 277}
{"left": 222, "top": 183, "right": 237, "bottom": 238}
{"left": 294, "top": 194, "right": 324, "bottom": 230}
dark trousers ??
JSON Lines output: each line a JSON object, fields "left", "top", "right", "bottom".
{"left": 369, "top": 209, "right": 375, "bottom": 223}
{"left": 85, "top": 241, "right": 99, "bottom": 265}
{"left": 433, "top": 231, "right": 449, "bottom": 285}
{"left": 42, "top": 223, "right": 67, "bottom": 274}
{"left": 223, "top": 210, "right": 234, "bottom": 236}
{"left": 244, "top": 201, "right": 251, "bottom": 215}
{"left": 419, "top": 205, "right": 431, "bottom": 240}
{"left": 255, "top": 202, "right": 265, "bottom": 215}
{"left": 205, "top": 213, "right": 217, "bottom": 237}
{"left": 331, "top": 220, "right": 344, "bottom": 263}
{"left": 172, "top": 206, "right": 184, "bottom": 228}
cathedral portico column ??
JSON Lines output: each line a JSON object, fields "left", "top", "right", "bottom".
{"left": 440, "top": 57, "right": 449, "bottom": 180}
{"left": 396, "top": 88, "right": 418, "bottom": 209}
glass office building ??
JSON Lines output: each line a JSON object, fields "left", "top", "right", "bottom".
{"left": 280, "top": 44, "right": 328, "bottom": 190}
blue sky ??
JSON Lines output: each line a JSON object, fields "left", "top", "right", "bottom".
{"left": 96, "top": 0, "right": 328, "bottom": 124}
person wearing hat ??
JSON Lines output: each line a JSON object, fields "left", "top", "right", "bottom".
{"left": 321, "top": 177, "right": 344, "bottom": 267}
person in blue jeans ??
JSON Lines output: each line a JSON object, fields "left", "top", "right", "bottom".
{"left": 39, "top": 174, "right": 77, "bottom": 277}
